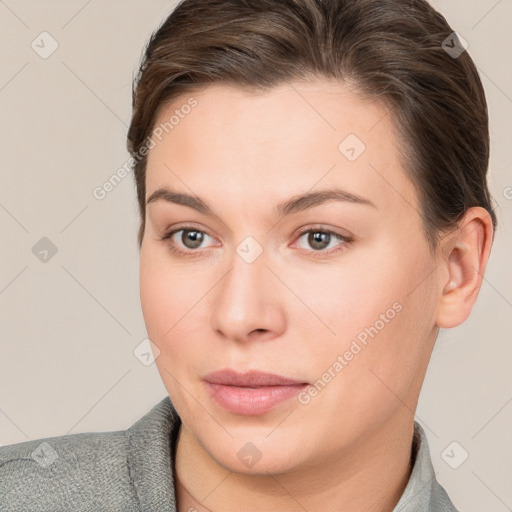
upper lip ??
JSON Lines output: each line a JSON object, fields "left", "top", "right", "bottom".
{"left": 204, "top": 368, "right": 308, "bottom": 387}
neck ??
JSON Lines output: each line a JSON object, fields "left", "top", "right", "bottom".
{"left": 173, "top": 407, "right": 415, "bottom": 512}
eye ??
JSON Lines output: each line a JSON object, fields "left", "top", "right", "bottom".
{"left": 293, "top": 226, "right": 352, "bottom": 256}
{"left": 161, "top": 226, "right": 218, "bottom": 256}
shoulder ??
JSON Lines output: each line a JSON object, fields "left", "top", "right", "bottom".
{"left": 0, "top": 395, "right": 180, "bottom": 512}
{"left": 0, "top": 429, "right": 141, "bottom": 512}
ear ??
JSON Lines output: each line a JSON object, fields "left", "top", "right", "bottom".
{"left": 435, "top": 207, "right": 494, "bottom": 328}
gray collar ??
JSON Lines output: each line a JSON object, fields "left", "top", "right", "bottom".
{"left": 125, "top": 395, "right": 181, "bottom": 512}
{"left": 394, "top": 421, "right": 458, "bottom": 511}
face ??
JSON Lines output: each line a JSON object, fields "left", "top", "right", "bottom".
{"left": 140, "top": 80, "right": 444, "bottom": 474}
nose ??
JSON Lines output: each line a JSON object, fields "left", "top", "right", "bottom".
{"left": 210, "top": 247, "right": 286, "bottom": 344}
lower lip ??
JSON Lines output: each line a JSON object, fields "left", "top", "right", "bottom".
{"left": 205, "top": 382, "right": 308, "bottom": 415}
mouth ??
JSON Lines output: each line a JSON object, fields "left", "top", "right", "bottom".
{"left": 203, "top": 368, "right": 309, "bottom": 415}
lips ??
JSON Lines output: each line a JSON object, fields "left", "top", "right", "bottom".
{"left": 203, "top": 368, "right": 308, "bottom": 387}
{"left": 203, "top": 368, "right": 309, "bottom": 415}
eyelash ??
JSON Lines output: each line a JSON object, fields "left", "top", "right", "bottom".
{"left": 160, "top": 224, "right": 353, "bottom": 259}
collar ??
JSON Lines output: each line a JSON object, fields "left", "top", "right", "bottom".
{"left": 125, "top": 395, "right": 181, "bottom": 511}
{"left": 393, "top": 422, "right": 458, "bottom": 511}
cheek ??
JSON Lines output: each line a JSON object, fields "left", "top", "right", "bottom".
{"left": 139, "top": 249, "right": 170, "bottom": 339}
{"left": 140, "top": 243, "right": 186, "bottom": 321}
{"left": 299, "top": 239, "right": 436, "bottom": 390}
{"left": 289, "top": 251, "right": 437, "bottom": 446}
{"left": 292, "top": 253, "right": 408, "bottom": 349}
{"left": 139, "top": 247, "right": 190, "bottom": 348}
{"left": 139, "top": 251, "right": 197, "bottom": 405}
{"left": 139, "top": 246, "right": 214, "bottom": 367}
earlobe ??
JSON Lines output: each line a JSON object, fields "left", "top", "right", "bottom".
{"left": 435, "top": 207, "right": 494, "bottom": 329}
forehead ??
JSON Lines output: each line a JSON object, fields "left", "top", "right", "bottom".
{"left": 146, "top": 80, "right": 419, "bottom": 221}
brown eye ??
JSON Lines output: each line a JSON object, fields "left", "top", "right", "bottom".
{"left": 292, "top": 226, "right": 353, "bottom": 258}
{"left": 180, "top": 229, "right": 205, "bottom": 249}
{"left": 307, "top": 231, "right": 331, "bottom": 251}
{"left": 161, "top": 226, "right": 217, "bottom": 256}
{"left": 295, "top": 228, "right": 350, "bottom": 254}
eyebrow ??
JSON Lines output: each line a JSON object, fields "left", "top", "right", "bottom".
{"left": 146, "top": 186, "right": 377, "bottom": 220}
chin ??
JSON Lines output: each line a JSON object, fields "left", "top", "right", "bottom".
{"left": 215, "top": 444, "right": 304, "bottom": 477}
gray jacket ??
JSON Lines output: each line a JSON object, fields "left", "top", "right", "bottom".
{"left": 0, "top": 395, "right": 460, "bottom": 511}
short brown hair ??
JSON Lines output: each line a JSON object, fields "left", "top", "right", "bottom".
{"left": 127, "top": 0, "right": 498, "bottom": 250}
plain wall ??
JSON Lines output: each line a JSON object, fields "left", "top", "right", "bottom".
{"left": 0, "top": 1, "right": 511, "bottom": 510}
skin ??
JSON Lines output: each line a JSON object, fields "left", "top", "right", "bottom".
{"left": 139, "top": 79, "right": 493, "bottom": 512}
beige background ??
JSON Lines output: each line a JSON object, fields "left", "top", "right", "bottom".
{"left": 0, "top": 1, "right": 510, "bottom": 510}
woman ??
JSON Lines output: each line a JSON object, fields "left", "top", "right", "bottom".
{"left": 0, "top": 0, "right": 497, "bottom": 510}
